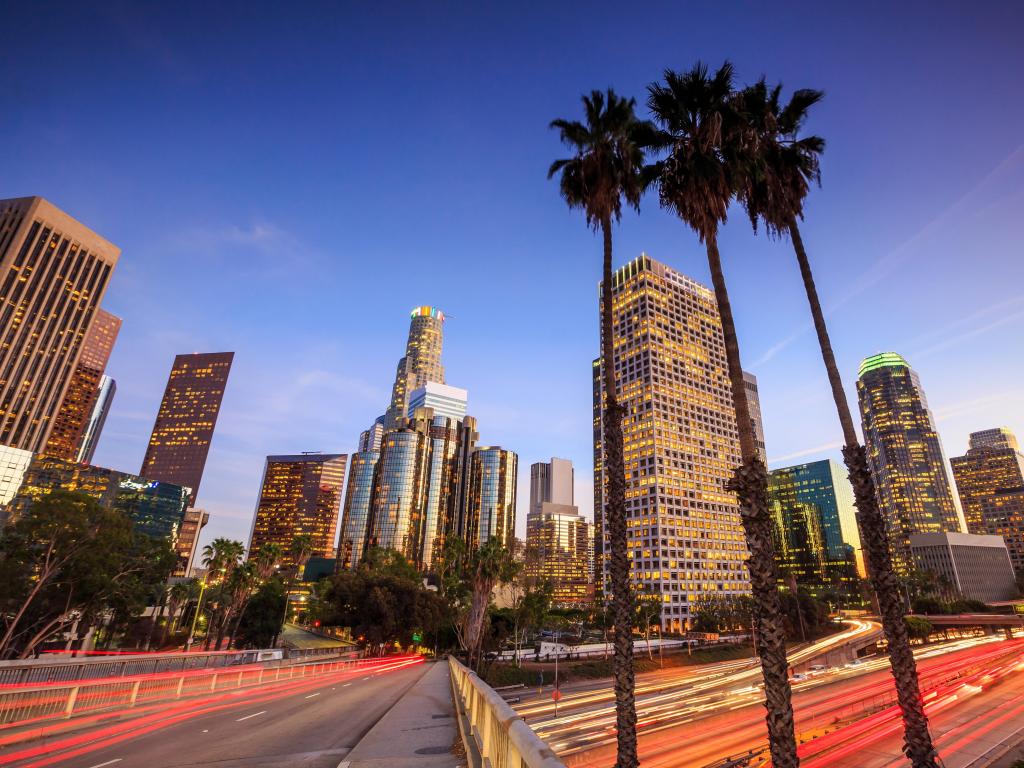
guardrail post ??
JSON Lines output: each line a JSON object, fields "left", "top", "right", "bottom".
{"left": 64, "top": 686, "right": 79, "bottom": 717}
{"left": 238, "top": 671, "right": 243, "bottom": 687}
{"left": 129, "top": 680, "right": 141, "bottom": 707}
{"left": 210, "top": 673, "right": 218, "bottom": 691}
{"left": 176, "top": 675, "right": 185, "bottom": 698}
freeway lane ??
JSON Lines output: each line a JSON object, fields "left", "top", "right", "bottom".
{"left": 0, "top": 657, "right": 427, "bottom": 768}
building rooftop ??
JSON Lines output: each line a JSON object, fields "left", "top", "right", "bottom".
{"left": 858, "top": 352, "right": 910, "bottom": 378}
{"left": 410, "top": 305, "right": 445, "bottom": 321}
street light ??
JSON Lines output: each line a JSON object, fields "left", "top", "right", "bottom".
{"left": 186, "top": 577, "right": 209, "bottom": 651}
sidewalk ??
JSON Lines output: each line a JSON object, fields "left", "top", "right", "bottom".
{"left": 345, "top": 660, "right": 466, "bottom": 768}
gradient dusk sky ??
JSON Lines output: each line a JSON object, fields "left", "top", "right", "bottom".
{"left": 2, "top": 2, "right": 1022, "bottom": 551}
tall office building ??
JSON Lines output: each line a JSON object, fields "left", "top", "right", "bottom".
{"left": 141, "top": 352, "right": 233, "bottom": 505}
{"left": 43, "top": 309, "right": 121, "bottom": 460}
{"left": 769, "top": 459, "right": 862, "bottom": 595}
{"left": 359, "top": 416, "right": 386, "bottom": 453}
{"left": 0, "top": 445, "right": 34, "bottom": 507}
{"left": 950, "top": 428, "right": 1024, "bottom": 574}
{"left": 407, "top": 382, "right": 468, "bottom": 422}
{"left": 248, "top": 453, "right": 348, "bottom": 567}
{"left": 468, "top": 446, "right": 518, "bottom": 548}
{"left": 857, "top": 352, "right": 962, "bottom": 573}
{"left": 366, "top": 426, "right": 429, "bottom": 556}
{"left": 174, "top": 508, "right": 210, "bottom": 578}
{"left": 383, "top": 306, "right": 446, "bottom": 429}
{"left": 742, "top": 371, "right": 768, "bottom": 464}
{"left": 910, "top": 532, "right": 1017, "bottom": 603}
{"left": 526, "top": 458, "right": 592, "bottom": 607}
{"left": 77, "top": 375, "right": 116, "bottom": 464}
{"left": 7, "top": 454, "right": 189, "bottom": 544}
{"left": 337, "top": 449, "right": 380, "bottom": 570}
{"left": 593, "top": 254, "right": 749, "bottom": 631}
{"left": 0, "top": 197, "right": 120, "bottom": 453}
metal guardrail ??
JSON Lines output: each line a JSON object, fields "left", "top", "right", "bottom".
{"left": 0, "top": 653, "right": 372, "bottom": 729}
{"left": 0, "top": 646, "right": 346, "bottom": 686}
{"left": 448, "top": 657, "right": 565, "bottom": 768}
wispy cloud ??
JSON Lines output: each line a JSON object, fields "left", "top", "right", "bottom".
{"left": 911, "top": 295, "right": 1024, "bottom": 360}
{"left": 932, "top": 389, "right": 1024, "bottom": 423}
{"left": 768, "top": 440, "right": 844, "bottom": 467}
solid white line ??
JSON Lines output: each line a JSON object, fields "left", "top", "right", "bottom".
{"left": 87, "top": 761, "right": 123, "bottom": 768}
{"left": 236, "top": 710, "right": 267, "bottom": 721}
{"left": 305, "top": 692, "right": 320, "bottom": 699}
{"left": 337, "top": 761, "right": 351, "bottom": 768}
{"left": 342, "top": 682, "right": 352, "bottom": 687}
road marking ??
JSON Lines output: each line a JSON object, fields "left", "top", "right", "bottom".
{"left": 87, "top": 761, "right": 122, "bottom": 768}
{"left": 362, "top": 676, "right": 369, "bottom": 680}
{"left": 343, "top": 682, "right": 352, "bottom": 687}
{"left": 337, "top": 761, "right": 351, "bottom": 768}
{"left": 202, "top": 729, "right": 209, "bottom": 733}
{"left": 305, "top": 692, "right": 320, "bottom": 699}
{"left": 236, "top": 710, "right": 267, "bottom": 721}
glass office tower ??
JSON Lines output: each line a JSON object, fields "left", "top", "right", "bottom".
{"left": 337, "top": 449, "right": 380, "bottom": 570}
{"left": 857, "top": 352, "right": 962, "bottom": 573}
{"left": 383, "top": 306, "right": 446, "bottom": 429}
{"left": 468, "top": 446, "right": 518, "bottom": 549}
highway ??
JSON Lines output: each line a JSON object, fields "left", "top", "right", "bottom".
{"left": 545, "top": 634, "right": 1024, "bottom": 767}
{"left": 0, "top": 656, "right": 426, "bottom": 768}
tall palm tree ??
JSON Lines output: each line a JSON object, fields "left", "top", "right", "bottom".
{"left": 253, "top": 543, "right": 283, "bottom": 582}
{"left": 548, "top": 88, "right": 661, "bottom": 768}
{"left": 647, "top": 62, "right": 798, "bottom": 768}
{"left": 733, "top": 78, "right": 939, "bottom": 767}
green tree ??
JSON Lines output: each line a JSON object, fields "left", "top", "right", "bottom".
{"left": 235, "top": 579, "right": 287, "bottom": 649}
{"left": 647, "top": 61, "right": 797, "bottom": 768}
{"left": 904, "top": 617, "right": 933, "bottom": 642}
{"left": 634, "top": 586, "right": 662, "bottom": 661}
{"left": 548, "top": 89, "right": 661, "bottom": 768}
{"left": 733, "top": 77, "right": 939, "bottom": 767}
{"left": 464, "top": 538, "right": 519, "bottom": 670}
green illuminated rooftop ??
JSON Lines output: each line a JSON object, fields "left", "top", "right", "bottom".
{"left": 858, "top": 352, "right": 909, "bottom": 378}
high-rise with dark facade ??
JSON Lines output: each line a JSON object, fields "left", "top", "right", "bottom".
{"left": 248, "top": 453, "right": 348, "bottom": 567}
{"left": 857, "top": 352, "right": 962, "bottom": 573}
{"left": 383, "top": 307, "right": 445, "bottom": 429}
{"left": 593, "top": 254, "right": 749, "bottom": 631}
{"left": 141, "top": 352, "right": 233, "bottom": 505}
{"left": 950, "top": 428, "right": 1024, "bottom": 574}
{"left": 43, "top": 308, "right": 121, "bottom": 460}
{"left": 769, "top": 459, "right": 862, "bottom": 595}
{"left": 0, "top": 197, "right": 120, "bottom": 454}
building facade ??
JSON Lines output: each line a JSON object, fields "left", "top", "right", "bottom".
{"left": 909, "top": 531, "right": 1017, "bottom": 603}
{"left": 857, "top": 352, "right": 962, "bottom": 573}
{"left": 7, "top": 454, "right": 189, "bottom": 546}
{"left": 407, "top": 382, "right": 468, "bottom": 422}
{"left": 468, "top": 446, "right": 518, "bottom": 548}
{"left": 0, "top": 197, "right": 120, "bottom": 454}
{"left": 0, "top": 445, "right": 34, "bottom": 508}
{"left": 42, "top": 308, "right": 121, "bottom": 460}
{"left": 248, "top": 453, "right": 348, "bottom": 567}
{"left": 383, "top": 306, "right": 445, "bottom": 429}
{"left": 337, "top": 449, "right": 380, "bottom": 570}
{"left": 593, "top": 254, "right": 749, "bottom": 631}
{"left": 743, "top": 371, "right": 767, "bottom": 464}
{"left": 141, "top": 352, "right": 234, "bottom": 505}
{"left": 526, "top": 458, "right": 592, "bottom": 607}
{"left": 77, "top": 375, "right": 116, "bottom": 464}
{"left": 769, "top": 459, "right": 862, "bottom": 596}
{"left": 174, "top": 507, "right": 209, "bottom": 578}
{"left": 951, "top": 428, "right": 1024, "bottom": 574}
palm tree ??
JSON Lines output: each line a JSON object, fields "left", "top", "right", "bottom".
{"left": 463, "top": 537, "right": 518, "bottom": 670}
{"left": 253, "top": 543, "right": 283, "bottom": 582}
{"left": 548, "top": 88, "right": 661, "bottom": 768}
{"left": 733, "top": 78, "right": 939, "bottom": 767}
{"left": 160, "top": 580, "right": 196, "bottom": 647}
{"left": 647, "top": 62, "right": 798, "bottom": 768}
{"left": 200, "top": 538, "right": 244, "bottom": 649}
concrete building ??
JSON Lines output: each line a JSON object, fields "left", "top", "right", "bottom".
{"left": 141, "top": 352, "right": 233, "bottom": 506}
{"left": 769, "top": 459, "right": 862, "bottom": 596}
{"left": 248, "top": 453, "right": 348, "bottom": 567}
{"left": 42, "top": 308, "right": 121, "bottom": 460}
{"left": 0, "top": 445, "right": 34, "bottom": 508}
{"left": 593, "top": 254, "right": 749, "bottom": 631}
{"left": 407, "top": 382, "right": 468, "bottom": 422}
{"left": 951, "top": 428, "right": 1024, "bottom": 574}
{"left": 526, "top": 458, "right": 593, "bottom": 607}
{"left": 383, "top": 306, "right": 446, "bottom": 429}
{"left": 174, "top": 507, "right": 209, "bottom": 578}
{"left": 0, "top": 197, "right": 120, "bottom": 454}
{"left": 909, "top": 531, "right": 1017, "bottom": 603}
{"left": 857, "top": 352, "right": 962, "bottom": 573}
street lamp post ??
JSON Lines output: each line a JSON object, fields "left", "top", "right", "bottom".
{"left": 186, "top": 578, "right": 209, "bottom": 651}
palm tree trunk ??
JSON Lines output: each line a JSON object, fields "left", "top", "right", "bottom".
{"left": 704, "top": 234, "right": 798, "bottom": 768}
{"left": 789, "top": 220, "right": 939, "bottom": 768}
{"left": 600, "top": 215, "right": 639, "bottom": 768}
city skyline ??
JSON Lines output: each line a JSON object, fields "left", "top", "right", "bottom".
{"left": 2, "top": 4, "right": 1021, "bottom": 556}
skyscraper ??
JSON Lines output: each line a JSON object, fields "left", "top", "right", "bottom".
{"left": 359, "top": 416, "right": 386, "bottom": 452}
{"left": 593, "top": 254, "right": 749, "bottom": 631}
{"left": 43, "top": 308, "right": 121, "bottom": 460}
{"left": 248, "top": 453, "right": 348, "bottom": 567}
{"left": 468, "top": 446, "right": 518, "bottom": 548}
{"left": 407, "top": 382, "right": 468, "bottom": 422}
{"left": 77, "top": 375, "right": 116, "bottom": 465}
{"left": 769, "top": 459, "right": 862, "bottom": 595}
{"left": 526, "top": 458, "right": 592, "bottom": 607}
{"left": 383, "top": 306, "right": 445, "bottom": 429}
{"left": 337, "top": 448, "right": 380, "bottom": 570}
{"left": 366, "top": 426, "right": 429, "bottom": 556}
{"left": 141, "top": 352, "right": 233, "bottom": 505}
{"left": 0, "top": 196, "right": 120, "bottom": 453}
{"left": 857, "top": 352, "right": 962, "bottom": 573}
{"left": 950, "top": 428, "right": 1024, "bottom": 574}
{"left": 743, "top": 371, "right": 768, "bottom": 464}
{"left": 174, "top": 507, "right": 209, "bottom": 578}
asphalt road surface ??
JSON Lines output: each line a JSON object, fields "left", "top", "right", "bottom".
{"left": 0, "top": 660, "right": 428, "bottom": 768}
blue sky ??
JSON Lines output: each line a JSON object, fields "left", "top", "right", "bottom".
{"left": 3, "top": 2, "right": 1022, "bottom": 550}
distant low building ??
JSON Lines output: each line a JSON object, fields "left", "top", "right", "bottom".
{"left": 6, "top": 454, "right": 190, "bottom": 555}
{"left": 909, "top": 531, "right": 1017, "bottom": 603}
